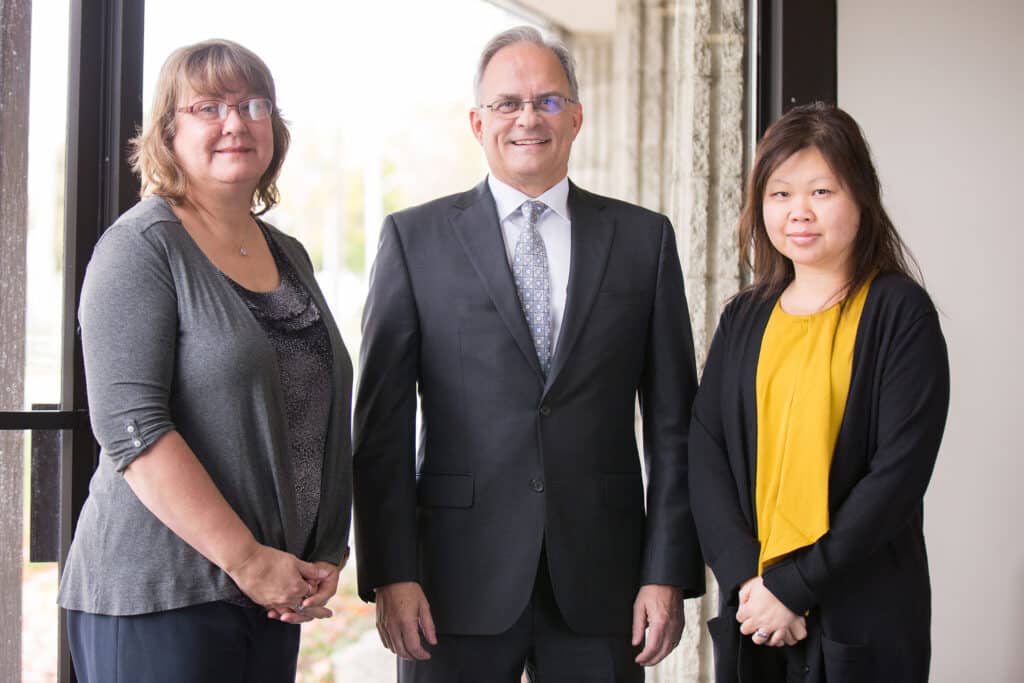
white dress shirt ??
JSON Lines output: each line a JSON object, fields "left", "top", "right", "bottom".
{"left": 487, "top": 174, "right": 572, "bottom": 355}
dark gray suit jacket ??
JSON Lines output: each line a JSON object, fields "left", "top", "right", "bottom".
{"left": 354, "top": 180, "right": 704, "bottom": 636}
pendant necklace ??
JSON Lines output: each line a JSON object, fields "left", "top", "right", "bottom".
{"left": 239, "top": 217, "right": 254, "bottom": 257}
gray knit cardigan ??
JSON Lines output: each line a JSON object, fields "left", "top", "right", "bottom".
{"left": 57, "top": 197, "right": 353, "bottom": 615}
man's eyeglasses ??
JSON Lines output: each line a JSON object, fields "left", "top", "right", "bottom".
{"left": 176, "top": 98, "right": 274, "bottom": 122}
{"left": 479, "top": 95, "right": 577, "bottom": 117}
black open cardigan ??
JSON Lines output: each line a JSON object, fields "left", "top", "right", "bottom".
{"left": 689, "top": 272, "right": 950, "bottom": 683}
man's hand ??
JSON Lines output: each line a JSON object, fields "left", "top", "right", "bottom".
{"left": 736, "top": 576, "right": 806, "bottom": 646}
{"left": 631, "top": 584, "right": 685, "bottom": 666}
{"left": 375, "top": 581, "right": 438, "bottom": 660}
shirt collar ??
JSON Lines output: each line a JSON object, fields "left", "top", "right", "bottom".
{"left": 487, "top": 174, "right": 571, "bottom": 223}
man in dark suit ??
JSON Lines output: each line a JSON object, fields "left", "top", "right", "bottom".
{"left": 353, "top": 26, "right": 704, "bottom": 681}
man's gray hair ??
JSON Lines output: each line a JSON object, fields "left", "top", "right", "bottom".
{"left": 473, "top": 26, "right": 580, "bottom": 103}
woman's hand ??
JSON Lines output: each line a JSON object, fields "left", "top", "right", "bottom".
{"left": 765, "top": 617, "right": 807, "bottom": 647}
{"left": 266, "top": 560, "right": 341, "bottom": 624}
{"left": 736, "top": 576, "right": 807, "bottom": 646}
{"left": 227, "top": 544, "right": 328, "bottom": 616}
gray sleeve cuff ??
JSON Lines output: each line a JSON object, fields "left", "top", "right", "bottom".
{"left": 108, "top": 416, "right": 176, "bottom": 472}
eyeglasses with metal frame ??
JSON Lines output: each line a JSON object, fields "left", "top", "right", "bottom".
{"left": 479, "top": 95, "right": 577, "bottom": 117}
{"left": 176, "top": 98, "right": 274, "bottom": 122}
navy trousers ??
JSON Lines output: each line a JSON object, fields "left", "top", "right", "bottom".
{"left": 67, "top": 601, "right": 301, "bottom": 683}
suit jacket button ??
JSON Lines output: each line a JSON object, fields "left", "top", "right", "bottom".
{"left": 530, "top": 478, "right": 545, "bottom": 493}
{"left": 539, "top": 404, "right": 551, "bottom": 416}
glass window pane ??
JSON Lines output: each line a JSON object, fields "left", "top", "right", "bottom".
{"left": 22, "top": 428, "right": 62, "bottom": 683}
{"left": 25, "top": 1, "right": 70, "bottom": 411}
{"left": 11, "top": 1, "right": 71, "bottom": 681}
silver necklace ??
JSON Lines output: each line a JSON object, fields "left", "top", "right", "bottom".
{"left": 239, "top": 218, "right": 256, "bottom": 257}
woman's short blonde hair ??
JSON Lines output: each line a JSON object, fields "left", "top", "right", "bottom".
{"left": 129, "top": 39, "right": 290, "bottom": 215}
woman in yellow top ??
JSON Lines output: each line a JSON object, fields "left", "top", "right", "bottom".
{"left": 689, "top": 103, "right": 949, "bottom": 682}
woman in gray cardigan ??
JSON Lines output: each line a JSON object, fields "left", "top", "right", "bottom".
{"left": 57, "top": 39, "right": 353, "bottom": 682}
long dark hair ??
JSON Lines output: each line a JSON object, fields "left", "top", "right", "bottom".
{"left": 738, "top": 102, "right": 920, "bottom": 299}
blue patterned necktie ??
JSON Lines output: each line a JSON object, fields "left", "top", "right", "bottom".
{"left": 513, "top": 200, "right": 552, "bottom": 375}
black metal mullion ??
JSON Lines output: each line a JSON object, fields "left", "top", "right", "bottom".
{"left": 0, "top": 411, "right": 89, "bottom": 431}
{"left": 63, "top": 0, "right": 145, "bottom": 546}
{"left": 756, "top": 0, "right": 837, "bottom": 136}
{"left": 60, "top": 2, "right": 144, "bottom": 682}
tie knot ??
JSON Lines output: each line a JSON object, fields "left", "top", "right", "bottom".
{"left": 521, "top": 200, "right": 546, "bottom": 228}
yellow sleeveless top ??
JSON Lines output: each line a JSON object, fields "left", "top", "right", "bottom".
{"left": 755, "top": 277, "right": 874, "bottom": 574}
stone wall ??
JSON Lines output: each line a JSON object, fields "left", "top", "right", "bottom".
{"left": 568, "top": 1, "right": 747, "bottom": 679}
{"left": 572, "top": 0, "right": 745, "bottom": 361}
{"left": 0, "top": 0, "right": 31, "bottom": 678}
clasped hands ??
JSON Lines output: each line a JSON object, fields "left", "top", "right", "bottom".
{"left": 227, "top": 543, "right": 346, "bottom": 624}
{"left": 373, "top": 581, "right": 685, "bottom": 667}
{"left": 736, "top": 576, "right": 806, "bottom": 647}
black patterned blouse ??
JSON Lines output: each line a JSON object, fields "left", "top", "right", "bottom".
{"left": 227, "top": 224, "right": 333, "bottom": 552}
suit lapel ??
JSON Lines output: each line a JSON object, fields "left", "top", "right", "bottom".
{"left": 449, "top": 181, "right": 545, "bottom": 381}
{"left": 545, "top": 183, "right": 615, "bottom": 391}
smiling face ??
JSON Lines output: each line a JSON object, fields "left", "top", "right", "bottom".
{"left": 172, "top": 87, "right": 274, "bottom": 199}
{"left": 469, "top": 41, "right": 583, "bottom": 197}
{"left": 762, "top": 146, "right": 861, "bottom": 278}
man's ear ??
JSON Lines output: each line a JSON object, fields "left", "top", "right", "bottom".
{"left": 570, "top": 102, "right": 583, "bottom": 140}
{"left": 469, "top": 108, "right": 484, "bottom": 145}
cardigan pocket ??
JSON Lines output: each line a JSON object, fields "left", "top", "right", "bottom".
{"left": 821, "top": 635, "right": 874, "bottom": 683}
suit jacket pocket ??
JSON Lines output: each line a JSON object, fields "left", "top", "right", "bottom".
{"left": 821, "top": 635, "right": 874, "bottom": 683}
{"left": 416, "top": 473, "right": 474, "bottom": 508}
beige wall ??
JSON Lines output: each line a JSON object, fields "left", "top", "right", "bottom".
{"left": 838, "top": 2, "right": 1024, "bottom": 680}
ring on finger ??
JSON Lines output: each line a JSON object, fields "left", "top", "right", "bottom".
{"left": 754, "top": 629, "right": 770, "bottom": 639}
{"left": 290, "top": 602, "right": 304, "bottom": 614}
